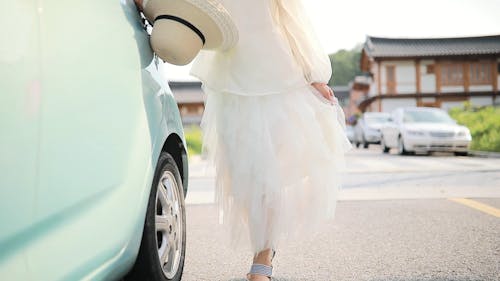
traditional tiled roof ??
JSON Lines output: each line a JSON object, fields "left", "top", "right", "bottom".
{"left": 364, "top": 35, "right": 500, "bottom": 58}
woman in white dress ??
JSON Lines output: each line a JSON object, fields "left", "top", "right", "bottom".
{"left": 135, "top": 0, "right": 352, "bottom": 279}
{"left": 190, "top": 0, "right": 352, "bottom": 280}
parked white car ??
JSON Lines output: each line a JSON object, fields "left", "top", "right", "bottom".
{"left": 354, "top": 112, "right": 391, "bottom": 148}
{"left": 380, "top": 107, "right": 471, "bottom": 155}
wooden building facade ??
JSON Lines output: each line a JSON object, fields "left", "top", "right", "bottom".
{"left": 168, "top": 81, "right": 205, "bottom": 125}
{"left": 359, "top": 35, "right": 500, "bottom": 112}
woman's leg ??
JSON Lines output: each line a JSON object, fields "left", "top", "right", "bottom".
{"left": 248, "top": 248, "right": 274, "bottom": 281}
{"left": 247, "top": 200, "right": 276, "bottom": 280}
{"left": 252, "top": 248, "right": 273, "bottom": 265}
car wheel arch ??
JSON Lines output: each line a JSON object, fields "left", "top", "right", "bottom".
{"left": 161, "top": 133, "right": 188, "bottom": 197}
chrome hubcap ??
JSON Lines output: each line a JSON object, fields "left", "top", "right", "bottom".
{"left": 155, "top": 171, "right": 183, "bottom": 279}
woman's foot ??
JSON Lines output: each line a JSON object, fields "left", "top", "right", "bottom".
{"left": 247, "top": 248, "right": 274, "bottom": 281}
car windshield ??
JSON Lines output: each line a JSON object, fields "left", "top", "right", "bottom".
{"left": 403, "top": 110, "right": 455, "bottom": 123}
{"left": 365, "top": 115, "right": 390, "bottom": 124}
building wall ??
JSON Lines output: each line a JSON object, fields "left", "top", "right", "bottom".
{"left": 497, "top": 58, "right": 500, "bottom": 89}
{"left": 379, "top": 60, "right": 416, "bottom": 94}
{"left": 420, "top": 59, "right": 436, "bottom": 93}
{"left": 369, "top": 62, "right": 379, "bottom": 97}
{"left": 441, "top": 86, "right": 465, "bottom": 93}
{"left": 360, "top": 51, "right": 500, "bottom": 113}
{"left": 346, "top": 89, "right": 367, "bottom": 117}
{"left": 178, "top": 103, "right": 204, "bottom": 125}
{"left": 374, "top": 58, "right": 499, "bottom": 95}
{"left": 395, "top": 61, "right": 417, "bottom": 94}
{"left": 441, "top": 101, "right": 466, "bottom": 111}
{"left": 469, "top": 85, "right": 493, "bottom": 92}
{"left": 470, "top": 96, "right": 495, "bottom": 107}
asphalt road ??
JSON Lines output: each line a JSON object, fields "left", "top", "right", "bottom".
{"left": 182, "top": 146, "right": 500, "bottom": 281}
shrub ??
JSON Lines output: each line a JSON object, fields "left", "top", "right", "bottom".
{"left": 448, "top": 101, "right": 500, "bottom": 152}
{"left": 184, "top": 125, "right": 203, "bottom": 155}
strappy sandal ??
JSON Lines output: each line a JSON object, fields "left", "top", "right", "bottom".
{"left": 246, "top": 248, "right": 276, "bottom": 281}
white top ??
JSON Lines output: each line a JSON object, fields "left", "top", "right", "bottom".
{"left": 189, "top": 0, "right": 332, "bottom": 96}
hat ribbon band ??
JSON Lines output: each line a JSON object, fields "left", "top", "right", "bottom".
{"left": 154, "top": 15, "right": 206, "bottom": 46}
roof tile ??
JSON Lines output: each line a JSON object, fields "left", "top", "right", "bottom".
{"left": 364, "top": 35, "right": 500, "bottom": 58}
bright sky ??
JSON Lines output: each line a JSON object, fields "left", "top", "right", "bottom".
{"left": 165, "top": 0, "right": 500, "bottom": 81}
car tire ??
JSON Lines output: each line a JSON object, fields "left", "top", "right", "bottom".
{"left": 454, "top": 151, "right": 468, "bottom": 156}
{"left": 362, "top": 135, "right": 369, "bottom": 149}
{"left": 355, "top": 142, "right": 360, "bottom": 148}
{"left": 381, "top": 136, "right": 390, "bottom": 153}
{"left": 397, "top": 135, "right": 409, "bottom": 155}
{"left": 125, "top": 152, "right": 186, "bottom": 281}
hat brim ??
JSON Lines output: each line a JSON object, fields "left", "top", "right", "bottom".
{"left": 143, "top": 0, "right": 238, "bottom": 51}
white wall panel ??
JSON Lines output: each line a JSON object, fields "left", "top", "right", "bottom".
{"left": 395, "top": 63, "right": 416, "bottom": 94}
{"left": 441, "top": 86, "right": 465, "bottom": 93}
{"left": 441, "top": 101, "right": 466, "bottom": 111}
{"left": 380, "top": 60, "right": 415, "bottom": 94}
{"left": 421, "top": 76, "right": 436, "bottom": 93}
{"left": 470, "top": 96, "right": 494, "bottom": 106}
{"left": 420, "top": 60, "right": 436, "bottom": 93}
{"left": 469, "top": 85, "right": 493, "bottom": 92}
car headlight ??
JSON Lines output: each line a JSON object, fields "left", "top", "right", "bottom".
{"left": 406, "top": 130, "right": 425, "bottom": 136}
{"left": 457, "top": 129, "right": 471, "bottom": 137}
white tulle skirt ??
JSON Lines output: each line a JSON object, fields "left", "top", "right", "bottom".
{"left": 199, "top": 84, "right": 353, "bottom": 254}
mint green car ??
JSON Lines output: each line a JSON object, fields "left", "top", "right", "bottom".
{"left": 0, "top": 1, "right": 189, "bottom": 280}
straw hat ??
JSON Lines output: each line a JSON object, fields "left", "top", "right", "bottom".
{"left": 141, "top": 0, "right": 238, "bottom": 65}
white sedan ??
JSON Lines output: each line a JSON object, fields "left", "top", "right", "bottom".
{"left": 380, "top": 107, "right": 471, "bottom": 156}
{"left": 354, "top": 112, "right": 391, "bottom": 148}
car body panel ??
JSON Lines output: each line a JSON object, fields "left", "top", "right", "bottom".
{"left": 0, "top": 1, "right": 187, "bottom": 280}
{"left": 354, "top": 112, "right": 391, "bottom": 144}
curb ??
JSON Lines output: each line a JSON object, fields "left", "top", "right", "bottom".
{"left": 468, "top": 150, "right": 500, "bottom": 158}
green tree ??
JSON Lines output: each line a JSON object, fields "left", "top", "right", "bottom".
{"left": 328, "top": 44, "right": 363, "bottom": 86}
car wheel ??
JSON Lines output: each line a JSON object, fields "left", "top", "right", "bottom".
{"left": 355, "top": 142, "right": 360, "bottom": 148}
{"left": 454, "top": 151, "right": 468, "bottom": 156}
{"left": 397, "top": 135, "right": 409, "bottom": 155}
{"left": 362, "top": 135, "right": 369, "bottom": 149}
{"left": 125, "top": 152, "right": 186, "bottom": 281}
{"left": 381, "top": 136, "right": 390, "bottom": 153}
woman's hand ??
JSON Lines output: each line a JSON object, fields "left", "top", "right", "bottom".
{"left": 311, "top": 82, "right": 337, "bottom": 104}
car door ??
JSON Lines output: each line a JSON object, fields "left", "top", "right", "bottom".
{"left": 30, "top": 1, "right": 155, "bottom": 278}
{"left": 0, "top": 2, "right": 40, "bottom": 278}
{"left": 383, "top": 110, "right": 401, "bottom": 147}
